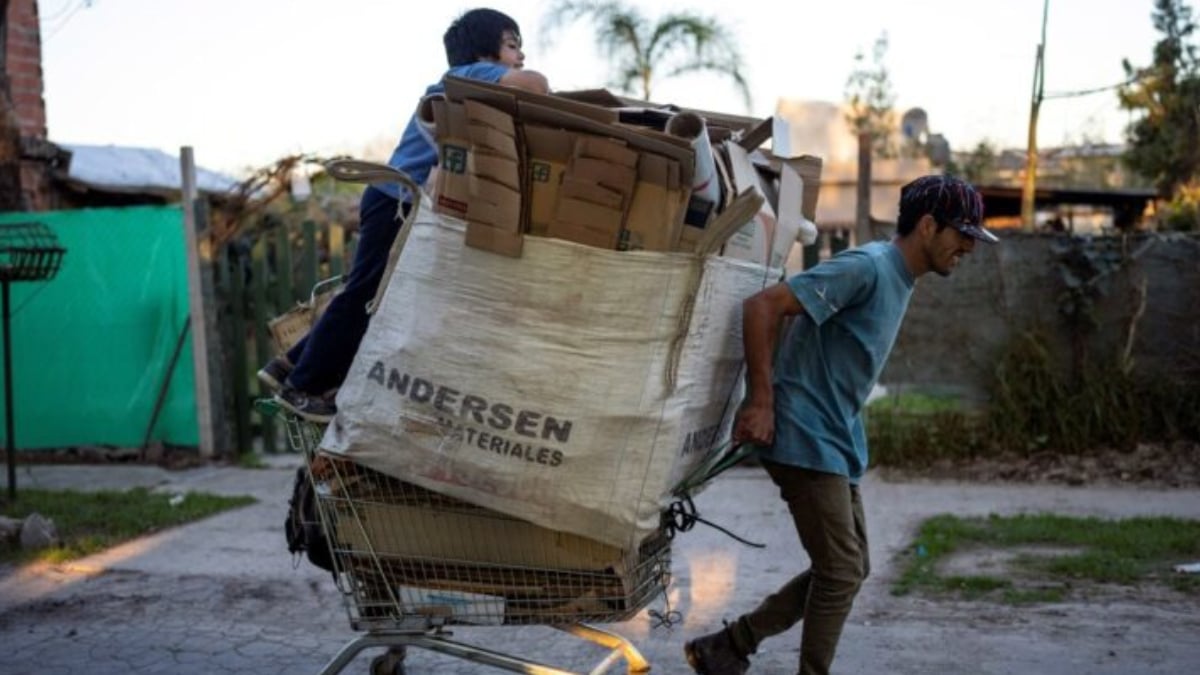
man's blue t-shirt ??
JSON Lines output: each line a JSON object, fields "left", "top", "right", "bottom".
{"left": 376, "top": 62, "right": 509, "bottom": 202}
{"left": 758, "top": 241, "right": 915, "bottom": 482}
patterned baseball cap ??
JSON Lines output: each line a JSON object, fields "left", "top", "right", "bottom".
{"left": 900, "top": 174, "right": 998, "bottom": 243}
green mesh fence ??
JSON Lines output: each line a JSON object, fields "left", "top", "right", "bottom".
{"left": 0, "top": 206, "right": 199, "bottom": 449}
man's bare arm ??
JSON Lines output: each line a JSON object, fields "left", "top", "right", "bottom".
{"left": 734, "top": 282, "right": 804, "bottom": 446}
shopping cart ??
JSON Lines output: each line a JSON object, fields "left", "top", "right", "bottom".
{"left": 280, "top": 409, "right": 670, "bottom": 675}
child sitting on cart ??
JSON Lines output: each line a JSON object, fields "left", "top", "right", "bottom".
{"left": 260, "top": 7, "right": 550, "bottom": 423}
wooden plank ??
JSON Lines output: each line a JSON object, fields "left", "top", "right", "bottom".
{"left": 179, "top": 147, "right": 215, "bottom": 457}
{"left": 301, "top": 219, "right": 318, "bottom": 298}
{"left": 251, "top": 238, "right": 277, "bottom": 453}
{"left": 229, "top": 245, "right": 251, "bottom": 456}
{"left": 275, "top": 226, "right": 293, "bottom": 310}
{"left": 329, "top": 223, "right": 345, "bottom": 279}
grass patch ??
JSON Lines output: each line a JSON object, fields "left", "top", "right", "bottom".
{"left": 868, "top": 330, "right": 1200, "bottom": 469}
{"left": 1, "top": 488, "right": 255, "bottom": 565}
{"left": 869, "top": 392, "right": 966, "bottom": 415}
{"left": 236, "top": 452, "right": 268, "bottom": 469}
{"left": 893, "top": 513, "right": 1200, "bottom": 604}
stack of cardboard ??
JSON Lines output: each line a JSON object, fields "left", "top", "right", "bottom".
{"left": 428, "top": 76, "right": 822, "bottom": 268}
{"left": 319, "top": 456, "right": 669, "bottom": 626}
{"left": 547, "top": 136, "right": 638, "bottom": 249}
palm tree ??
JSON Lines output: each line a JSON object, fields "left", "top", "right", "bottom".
{"left": 541, "top": 0, "right": 751, "bottom": 110}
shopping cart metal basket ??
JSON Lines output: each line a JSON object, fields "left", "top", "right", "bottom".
{"left": 280, "top": 410, "right": 670, "bottom": 675}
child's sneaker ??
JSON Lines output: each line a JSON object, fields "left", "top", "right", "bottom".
{"left": 256, "top": 357, "right": 293, "bottom": 392}
{"left": 275, "top": 385, "right": 337, "bottom": 423}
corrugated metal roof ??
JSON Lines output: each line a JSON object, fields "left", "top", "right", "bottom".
{"left": 61, "top": 143, "right": 239, "bottom": 196}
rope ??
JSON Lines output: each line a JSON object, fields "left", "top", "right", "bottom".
{"left": 648, "top": 607, "right": 683, "bottom": 631}
{"left": 661, "top": 494, "right": 765, "bottom": 549}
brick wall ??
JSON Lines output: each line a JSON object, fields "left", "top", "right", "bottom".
{"left": 4, "top": 0, "right": 46, "bottom": 139}
{"left": 2, "top": 0, "right": 57, "bottom": 210}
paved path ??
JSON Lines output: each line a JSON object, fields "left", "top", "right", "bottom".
{"left": 2, "top": 458, "right": 1199, "bottom": 674}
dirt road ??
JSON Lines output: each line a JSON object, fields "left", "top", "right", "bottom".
{"left": 1, "top": 462, "right": 1197, "bottom": 674}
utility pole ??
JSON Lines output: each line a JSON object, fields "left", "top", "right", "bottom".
{"left": 855, "top": 132, "right": 872, "bottom": 245}
{"left": 1021, "top": 0, "right": 1050, "bottom": 232}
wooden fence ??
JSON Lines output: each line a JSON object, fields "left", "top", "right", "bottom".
{"left": 211, "top": 213, "right": 356, "bottom": 455}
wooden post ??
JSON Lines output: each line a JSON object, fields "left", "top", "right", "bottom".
{"left": 276, "top": 226, "right": 293, "bottom": 309}
{"left": 180, "top": 147, "right": 214, "bottom": 457}
{"left": 301, "top": 219, "right": 318, "bottom": 298}
{"left": 229, "top": 245, "right": 250, "bottom": 455}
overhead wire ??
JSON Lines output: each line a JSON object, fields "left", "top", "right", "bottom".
{"left": 41, "top": 0, "right": 90, "bottom": 43}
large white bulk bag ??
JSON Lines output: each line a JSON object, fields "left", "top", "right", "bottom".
{"left": 321, "top": 202, "right": 776, "bottom": 549}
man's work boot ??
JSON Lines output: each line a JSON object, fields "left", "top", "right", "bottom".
{"left": 684, "top": 625, "right": 750, "bottom": 674}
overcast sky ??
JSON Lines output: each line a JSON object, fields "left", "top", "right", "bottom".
{"left": 40, "top": 0, "right": 1162, "bottom": 175}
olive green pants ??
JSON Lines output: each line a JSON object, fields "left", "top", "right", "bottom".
{"left": 730, "top": 461, "right": 870, "bottom": 675}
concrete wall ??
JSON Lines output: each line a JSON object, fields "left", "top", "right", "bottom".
{"left": 882, "top": 232, "right": 1200, "bottom": 402}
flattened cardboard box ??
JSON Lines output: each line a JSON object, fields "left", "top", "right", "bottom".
{"left": 575, "top": 135, "right": 638, "bottom": 168}
{"left": 721, "top": 140, "right": 798, "bottom": 269}
{"left": 464, "top": 98, "right": 517, "bottom": 135}
{"left": 334, "top": 502, "right": 634, "bottom": 572}
{"left": 569, "top": 156, "right": 636, "bottom": 208}
{"left": 431, "top": 99, "right": 471, "bottom": 217}
{"left": 444, "top": 75, "right": 619, "bottom": 125}
{"left": 559, "top": 175, "right": 624, "bottom": 210}
{"left": 467, "top": 174, "right": 521, "bottom": 230}
{"left": 756, "top": 149, "right": 823, "bottom": 222}
{"left": 553, "top": 195, "right": 624, "bottom": 231}
{"left": 524, "top": 125, "right": 574, "bottom": 237}
{"left": 464, "top": 221, "right": 523, "bottom": 258}
{"left": 517, "top": 100, "right": 696, "bottom": 190}
{"left": 469, "top": 151, "right": 520, "bottom": 191}
{"left": 461, "top": 100, "right": 525, "bottom": 256}
{"left": 622, "top": 153, "right": 686, "bottom": 252}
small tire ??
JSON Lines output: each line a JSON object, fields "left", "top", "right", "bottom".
{"left": 369, "top": 646, "right": 407, "bottom": 675}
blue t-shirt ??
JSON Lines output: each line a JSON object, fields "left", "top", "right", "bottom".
{"left": 758, "top": 241, "right": 915, "bottom": 481}
{"left": 376, "top": 62, "right": 510, "bottom": 202}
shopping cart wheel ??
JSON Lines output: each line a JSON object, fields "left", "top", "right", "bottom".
{"left": 368, "top": 646, "right": 407, "bottom": 675}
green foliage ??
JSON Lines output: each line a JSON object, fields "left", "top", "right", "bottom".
{"left": 1, "top": 488, "right": 255, "bottom": 564}
{"left": 1119, "top": 0, "right": 1200, "bottom": 211}
{"left": 541, "top": 1, "right": 751, "bottom": 109}
{"left": 1160, "top": 182, "right": 1200, "bottom": 230}
{"left": 945, "top": 140, "right": 999, "bottom": 185}
{"left": 894, "top": 513, "right": 1200, "bottom": 602}
{"left": 844, "top": 32, "right": 896, "bottom": 158}
{"left": 867, "top": 405, "right": 984, "bottom": 467}
{"left": 869, "top": 330, "right": 1200, "bottom": 464}
{"left": 985, "top": 329, "right": 1200, "bottom": 454}
{"left": 1050, "top": 235, "right": 1125, "bottom": 362}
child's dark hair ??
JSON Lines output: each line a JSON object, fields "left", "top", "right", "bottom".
{"left": 444, "top": 8, "right": 520, "bottom": 67}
